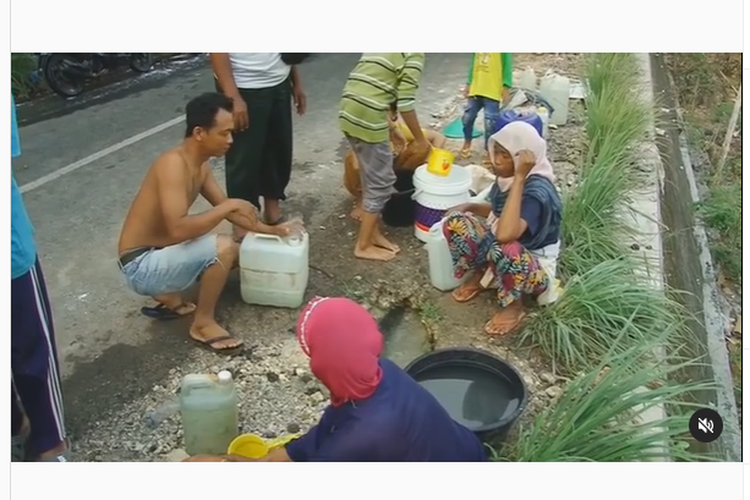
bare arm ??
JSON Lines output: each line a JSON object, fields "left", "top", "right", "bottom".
{"left": 210, "top": 53, "right": 240, "bottom": 98}
{"left": 199, "top": 166, "right": 287, "bottom": 237}
{"left": 465, "top": 202, "right": 493, "bottom": 218}
{"left": 494, "top": 177, "right": 528, "bottom": 243}
{"left": 291, "top": 65, "right": 302, "bottom": 90}
{"left": 397, "top": 53, "right": 426, "bottom": 143}
{"left": 156, "top": 155, "right": 236, "bottom": 242}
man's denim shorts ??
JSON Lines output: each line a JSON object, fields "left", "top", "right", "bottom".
{"left": 119, "top": 234, "right": 218, "bottom": 297}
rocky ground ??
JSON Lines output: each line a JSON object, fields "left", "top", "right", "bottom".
{"left": 70, "top": 53, "right": 587, "bottom": 462}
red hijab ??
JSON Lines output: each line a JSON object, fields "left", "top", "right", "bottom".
{"left": 296, "top": 296, "right": 384, "bottom": 407}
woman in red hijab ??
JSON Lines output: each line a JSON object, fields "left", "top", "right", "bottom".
{"left": 221, "top": 296, "right": 488, "bottom": 462}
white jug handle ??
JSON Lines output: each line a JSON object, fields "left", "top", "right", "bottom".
{"left": 411, "top": 189, "right": 424, "bottom": 200}
{"left": 251, "top": 233, "right": 284, "bottom": 243}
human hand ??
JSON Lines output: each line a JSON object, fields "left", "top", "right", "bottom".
{"left": 222, "top": 454, "right": 256, "bottom": 462}
{"left": 514, "top": 149, "right": 537, "bottom": 178}
{"left": 229, "top": 94, "right": 249, "bottom": 131}
{"left": 390, "top": 127, "right": 408, "bottom": 153}
{"left": 292, "top": 86, "right": 307, "bottom": 116}
{"left": 462, "top": 85, "right": 469, "bottom": 98}
{"left": 276, "top": 217, "right": 305, "bottom": 237}
{"left": 182, "top": 454, "right": 226, "bottom": 462}
{"left": 447, "top": 203, "right": 473, "bottom": 215}
{"left": 502, "top": 86, "right": 511, "bottom": 105}
{"left": 227, "top": 198, "right": 257, "bottom": 214}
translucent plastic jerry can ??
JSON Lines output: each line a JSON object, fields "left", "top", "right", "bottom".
{"left": 425, "top": 220, "right": 467, "bottom": 292}
{"left": 539, "top": 73, "right": 571, "bottom": 126}
{"left": 180, "top": 371, "right": 239, "bottom": 456}
{"left": 518, "top": 68, "right": 537, "bottom": 92}
{"left": 239, "top": 231, "right": 310, "bottom": 309}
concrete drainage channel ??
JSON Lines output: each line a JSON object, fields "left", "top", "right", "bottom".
{"left": 646, "top": 53, "right": 741, "bottom": 461}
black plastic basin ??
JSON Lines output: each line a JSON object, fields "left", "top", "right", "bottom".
{"left": 405, "top": 347, "right": 528, "bottom": 442}
{"left": 382, "top": 170, "right": 416, "bottom": 228}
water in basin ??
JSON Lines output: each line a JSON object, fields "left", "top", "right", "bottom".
{"left": 416, "top": 365, "right": 520, "bottom": 429}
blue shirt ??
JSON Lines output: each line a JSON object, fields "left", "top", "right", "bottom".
{"left": 286, "top": 358, "right": 488, "bottom": 462}
{"left": 11, "top": 94, "right": 37, "bottom": 279}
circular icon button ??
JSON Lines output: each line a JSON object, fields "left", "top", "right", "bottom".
{"left": 689, "top": 408, "right": 723, "bottom": 443}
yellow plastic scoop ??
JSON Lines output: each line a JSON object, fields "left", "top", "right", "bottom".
{"left": 227, "top": 433, "right": 303, "bottom": 458}
{"left": 227, "top": 434, "right": 269, "bottom": 459}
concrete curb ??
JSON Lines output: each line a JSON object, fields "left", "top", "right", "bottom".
{"left": 630, "top": 53, "right": 670, "bottom": 460}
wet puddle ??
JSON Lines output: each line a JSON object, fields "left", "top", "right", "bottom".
{"left": 379, "top": 307, "right": 432, "bottom": 369}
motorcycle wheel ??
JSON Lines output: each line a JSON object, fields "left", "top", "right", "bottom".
{"left": 129, "top": 53, "right": 154, "bottom": 73}
{"left": 43, "top": 54, "right": 85, "bottom": 98}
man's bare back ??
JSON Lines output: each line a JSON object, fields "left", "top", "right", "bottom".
{"left": 118, "top": 148, "right": 208, "bottom": 254}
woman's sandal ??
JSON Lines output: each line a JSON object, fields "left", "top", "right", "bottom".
{"left": 483, "top": 310, "right": 527, "bottom": 337}
{"left": 459, "top": 149, "right": 472, "bottom": 160}
{"left": 451, "top": 284, "right": 484, "bottom": 303}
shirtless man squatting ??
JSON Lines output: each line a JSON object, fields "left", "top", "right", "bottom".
{"left": 339, "top": 53, "right": 429, "bottom": 262}
{"left": 117, "top": 92, "right": 301, "bottom": 354}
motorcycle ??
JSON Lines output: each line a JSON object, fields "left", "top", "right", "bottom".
{"left": 38, "top": 53, "right": 154, "bottom": 98}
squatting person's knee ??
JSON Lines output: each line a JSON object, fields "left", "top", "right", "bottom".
{"left": 216, "top": 234, "right": 240, "bottom": 266}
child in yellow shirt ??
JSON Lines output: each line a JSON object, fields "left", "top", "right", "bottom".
{"left": 460, "top": 53, "right": 513, "bottom": 160}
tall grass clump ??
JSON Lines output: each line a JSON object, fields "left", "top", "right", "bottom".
{"left": 494, "top": 335, "right": 715, "bottom": 462}
{"left": 520, "top": 53, "right": 674, "bottom": 372}
{"left": 517, "top": 258, "right": 690, "bottom": 374}
{"left": 558, "top": 53, "right": 652, "bottom": 278}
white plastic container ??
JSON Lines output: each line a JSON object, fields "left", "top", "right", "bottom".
{"left": 239, "top": 231, "right": 309, "bottom": 308}
{"left": 425, "top": 219, "right": 467, "bottom": 292}
{"left": 412, "top": 165, "right": 472, "bottom": 243}
{"left": 180, "top": 371, "right": 238, "bottom": 456}
{"left": 539, "top": 73, "right": 571, "bottom": 126}
{"left": 518, "top": 68, "right": 538, "bottom": 92}
{"left": 537, "top": 106, "right": 550, "bottom": 138}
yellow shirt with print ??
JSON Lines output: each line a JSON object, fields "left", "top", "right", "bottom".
{"left": 467, "top": 53, "right": 513, "bottom": 102}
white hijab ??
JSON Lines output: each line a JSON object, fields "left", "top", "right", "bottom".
{"left": 487, "top": 121, "right": 555, "bottom": 192}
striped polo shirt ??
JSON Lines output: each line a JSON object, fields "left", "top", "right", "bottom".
{"left": 339, "top": 53, "right": 425, "bottom": 144}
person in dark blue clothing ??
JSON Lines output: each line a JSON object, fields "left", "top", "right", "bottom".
{"left": 10, "top": 94, "right": 69, "bottom": 462}
{"left": 187, "top": 296, "right": 487, "bottom": 462}
{"left": 441, "top": 121, "right": 563, "bottom": 337}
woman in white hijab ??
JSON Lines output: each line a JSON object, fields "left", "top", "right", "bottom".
{"left": 441, "top": 121, "right": 563, "bottom": 336}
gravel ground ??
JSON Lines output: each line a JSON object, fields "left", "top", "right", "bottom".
{"left": 70, "top": 53, "right": 587, "bottom": 462}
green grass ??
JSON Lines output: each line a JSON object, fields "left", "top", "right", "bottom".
{"left": 696, "top": 172, "right": 742, "bottom": 284}
{"left": 11, "top": 52, "right": 38, "bottom": 97}
{"left": 495, "top": 334, "right": 715, "bottom": 462}
{"left": 519, "top": 53, "right": 676, "bottom": 376}
{"left": 517, "top": 258, "right": 690, "bottom": 375}
{"left": 558, "top": 53, "right": 651, "bottom": 279}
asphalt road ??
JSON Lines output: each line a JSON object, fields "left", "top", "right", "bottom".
{"left": 13, "top": 53, "right": 470, "bottom": 437}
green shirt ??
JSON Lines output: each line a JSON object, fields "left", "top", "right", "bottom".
{"left": 339, "top": 53, "right": 425, "bottom": 144}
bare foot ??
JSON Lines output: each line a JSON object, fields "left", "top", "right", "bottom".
{"left": 372, "top": 231, "right": 401, "bottom": 254}
{"left": 354, "top": 244, "right": 396, "bottom": 262}
{"left": 460, "top": 141, "right": 472, "bottom": 159}
{"left": 350, "top": 205, "right": 365, "bottom": 222}
{"left": 190, "top": 321, "right": 244, "bottom": 352}
{"left": 483, "top": 302, "right": 526, "bottom": 336}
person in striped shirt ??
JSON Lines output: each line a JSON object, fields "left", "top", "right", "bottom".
{"left": 339, "top": 53, "right": 428, "bottom": 262}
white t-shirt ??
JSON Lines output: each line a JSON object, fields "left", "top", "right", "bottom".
{"left": 228, "top": 53, "right": 291, "bottom": 89}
